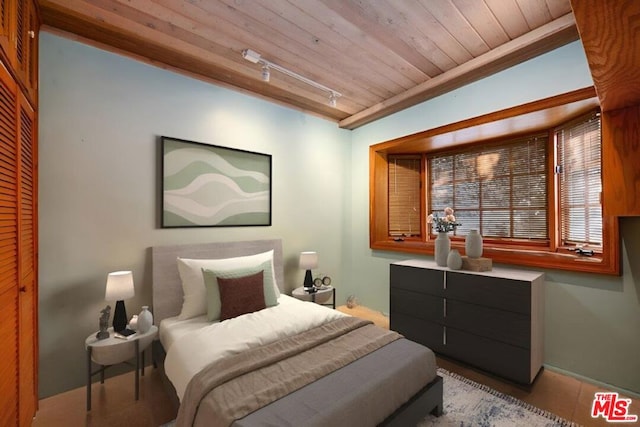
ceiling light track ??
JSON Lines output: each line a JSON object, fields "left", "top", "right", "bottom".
{"left": 242, "top": 49, "right": 341, "bottom": 108}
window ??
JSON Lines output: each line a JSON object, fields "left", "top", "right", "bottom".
{"left": 388, "top": 155, "right": 421, "bottom": 237}
{"left": 556, "top": 112, "right": 602, "bottom": 247}
{"left": 369, "top": 87, "right": 619, "bottom": 274}
{"left": 428, "top": 135, "right": 548, "bottom": 241}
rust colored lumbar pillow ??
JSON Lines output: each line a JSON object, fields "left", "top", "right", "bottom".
{"left": 217, "top": 270, "right": 266, "bottom": 321}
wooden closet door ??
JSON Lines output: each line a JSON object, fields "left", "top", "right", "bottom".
{"left": 15, "top": 0, "right": 37, "bottom": 106}
{"left": 0, "top": 61, "right": 19, "bottom": 426}
{"left": 18, "top": 88, "right": 36, "bottom": 426}
{"left": 0, "top": 0, "right": 15, "bottom": 66}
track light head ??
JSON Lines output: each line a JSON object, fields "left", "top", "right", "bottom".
{"left": 261, "top": 65, "right": 270, "bottom": 82}
{"left": 329, "top": 92, "right": 339, "bottom": 108}
{"left": 242, "top": 49, "right": 261, "bottom": 64}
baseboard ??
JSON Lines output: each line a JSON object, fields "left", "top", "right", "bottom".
{"left": 543, "top": 364, "right": 640, "bottom": 399}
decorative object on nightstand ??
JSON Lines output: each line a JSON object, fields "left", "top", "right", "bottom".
{"left": 105, "top": 270, "right": 135, "bottom": 332}
{"left": 137, "top": 306, "right": 153, "bottom": 333}
{"left": 313, "top": 275, "right": 332, "bottom": 289}
{"left": 128, "top": 314, "right": 138, "bottom": 331}
{"left": 96, "top": 305, "right": 111, "bottom": 340}
{"left": 299, "top": 251, "right": 318, "bottom": 292}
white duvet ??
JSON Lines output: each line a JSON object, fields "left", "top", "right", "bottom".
{"left": 164, "top": 295, "right": 346, "bottom": 401}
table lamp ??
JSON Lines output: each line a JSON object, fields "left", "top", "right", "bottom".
{"left": 105, "top": 271, "right": 135, "bottom": 332}
{"left": 299, "top": 251, "right": 318, "bottom": 293}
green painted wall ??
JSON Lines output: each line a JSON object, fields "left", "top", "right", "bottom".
{"left": 39, "top": 32, "right": 640, "bottom": 400}
{"left": 38, "top": 32, "right": 351, "bottom": 397}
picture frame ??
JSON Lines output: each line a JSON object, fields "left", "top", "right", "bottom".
{"left": 161, "top": 136, "right": 272, "bottom": 228}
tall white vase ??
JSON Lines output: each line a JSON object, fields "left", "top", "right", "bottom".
{"left": 465, "top": 229, "right": 483, "bottom": 258}
{"left": 138, "top": 306, "right": 153, "bottom": 333}
{"left": 434, "top": 232, "right": 451, "bottom": 267}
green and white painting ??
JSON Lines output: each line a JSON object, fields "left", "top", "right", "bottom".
{"left": 161, "top": 137, "right": 271, "bottom": 227}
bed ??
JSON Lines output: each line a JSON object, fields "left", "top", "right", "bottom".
{"left": 151, "top": 239, "right": 443, "bottom": 426}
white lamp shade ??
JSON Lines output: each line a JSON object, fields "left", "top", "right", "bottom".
{"left": 299, "top": 252, "right": 318, "bottom": 270}
{"left": 105, "top": 271, "right": 135, "bottom": 301}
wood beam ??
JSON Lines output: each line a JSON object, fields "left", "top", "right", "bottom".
{"left": 571, "top": 0, "right": 640, "bottom": 112}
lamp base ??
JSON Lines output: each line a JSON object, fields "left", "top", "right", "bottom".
{"left": 303, "top": 269, "right": 315, "bottom": 293}
{"left": 113, "top": 300, "right": 128, "bottom": 332}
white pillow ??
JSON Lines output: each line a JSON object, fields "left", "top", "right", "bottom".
{"left": 176, "top": 250, "right": 280, "bottom": 320}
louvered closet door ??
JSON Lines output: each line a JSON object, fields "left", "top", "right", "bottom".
{"left": 0, "top": 60, "right": 19, "bottom": 426}
{"left": 15, "top": 0, "right": 37, "bottom": 105}
{"left": 17, "top": 87, "right": 36, "bottom": 426}
{"left": 0, "top": 0, "right": 15, "bottom": 65}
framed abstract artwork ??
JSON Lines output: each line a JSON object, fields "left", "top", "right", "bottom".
{"left": 161, "top": 136, "right": 272, "bottom": 227}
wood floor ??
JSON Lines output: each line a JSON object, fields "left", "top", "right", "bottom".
{"left": 32, "top": 357, "right": 639, "bottom": 427}
{"left": 33, "top": 306, "right": 639, "bottom": 427}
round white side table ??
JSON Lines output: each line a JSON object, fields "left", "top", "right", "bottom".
{"left": 292, "top": 286, "right": 335, "bottom": 308}
{"left": 85, "top": 325, "right": 158, "bottom": 411}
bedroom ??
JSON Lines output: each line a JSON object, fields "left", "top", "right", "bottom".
{"left": 2, "top": 0, "right": 640, "bottom": 426}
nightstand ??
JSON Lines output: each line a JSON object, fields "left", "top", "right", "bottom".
{"left": 85, "top": 325, "right": 158, "bottom": 411}
{"left": 292, "top": 286, "right": 335, "bottom": 309}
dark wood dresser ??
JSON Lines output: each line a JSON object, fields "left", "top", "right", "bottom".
{"left": 390, "top": 259, "right": 544, "bottom": 384}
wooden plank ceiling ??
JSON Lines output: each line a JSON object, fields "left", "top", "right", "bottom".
{"left": 38, "top": 0, "right": 578, "bottom": 129}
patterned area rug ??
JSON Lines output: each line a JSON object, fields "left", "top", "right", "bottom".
{"left": 419, "top": 368, "right": 581, "bottom": 427}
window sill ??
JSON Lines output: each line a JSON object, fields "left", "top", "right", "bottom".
{"left": 370, "top": 237, "right": 619, "bottom": 275}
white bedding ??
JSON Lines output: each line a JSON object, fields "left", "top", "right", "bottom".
{"left": 159, "top": 314, "right": 212, "bottom": 352}
{"left": 163, "top": 295, "right": 347, "bottom": 401}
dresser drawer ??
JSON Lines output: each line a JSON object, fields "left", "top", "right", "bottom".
{"left": 446, "top": 300, "right": 530, "bottom": 348}
{"left": 390, "top": 312, "right": 445, "bottom": 353}
{"left": 446, "top": 272, "right": 531, "bottom": 315}
{"left": 391, "top": 288, "right": 443, "bottom": 323}
{"left": 445, "top": 327, "right": 534, "bottom": 384}
{"left": 390, "top": 265, "right": 444, "bottom": 296}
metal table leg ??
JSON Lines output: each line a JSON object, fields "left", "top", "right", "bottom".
{"left": 135, "top": 339, "right": 140, "bottom": 400}
{"left": 86, "top": 347, "right": 92, "bottom": 411}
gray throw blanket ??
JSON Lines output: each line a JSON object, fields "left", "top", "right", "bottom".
{"left": 176, "top": 317, "right": 401, "bottom": 427}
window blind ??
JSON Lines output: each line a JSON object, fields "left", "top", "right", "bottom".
{"left": 556, "top": 112, "right": 602, "bottom": 246}
{"left": 388, "top": 155, "right": 421, "bottom": 236}
{"left": 429, "top": 135, "right": 548, "bottom": 239}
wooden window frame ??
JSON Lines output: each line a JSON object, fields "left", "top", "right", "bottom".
{"left": 370, "top": 87, "right": 620, "bottom": 275}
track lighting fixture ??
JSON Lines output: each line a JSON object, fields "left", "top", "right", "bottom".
{"left": 242, "top": 48, "right": 342, "bottom": 108}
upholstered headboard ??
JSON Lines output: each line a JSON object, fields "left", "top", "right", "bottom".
{"left": 151, "top": 239, "right": 284, "bottom": 326}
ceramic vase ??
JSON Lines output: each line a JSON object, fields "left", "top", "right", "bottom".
{"left": 138, "top": 306, "right": 153, "bottom": 333}
{"left": 465, "top": 229, "right": 483, "bottom": 258}
{"left": 447, "top": 249, "right": 463, "bottom": 270}
{"left": 128, "top": 315, "right": 138, "bottom": 331}
{"left": 434, "top": 232, "right": 451, "bottom": 267}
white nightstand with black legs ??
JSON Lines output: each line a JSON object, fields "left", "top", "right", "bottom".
{"left": 85, "top": 325, "right": 158, "bottom": 411}
{"left": 292, "top": 286, "right": 336, "bottom": 309}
